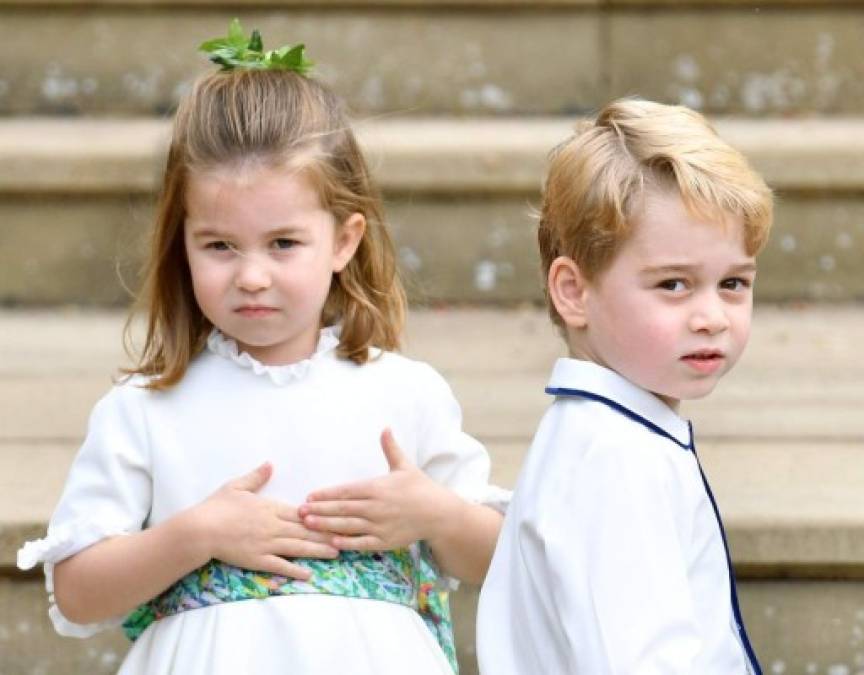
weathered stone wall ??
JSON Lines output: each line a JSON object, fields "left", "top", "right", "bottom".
{"left": 0, "top": 1, "right": 862, "bottom": 116}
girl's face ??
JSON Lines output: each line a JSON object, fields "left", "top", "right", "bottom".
{"left": 571, "top": 189, "right": 755, "bottom": 410}
{"left": 184, "top": 165, "right": 363, "bottom": 365}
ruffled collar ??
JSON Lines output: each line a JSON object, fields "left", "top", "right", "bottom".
{"left": 206, "top": 326, "right": 340, "bottom": 385}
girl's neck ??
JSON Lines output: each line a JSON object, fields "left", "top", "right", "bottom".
{"left": 231, "top": 327, "right": 322, "bottom": 366}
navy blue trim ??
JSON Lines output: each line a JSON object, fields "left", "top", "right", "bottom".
{"left": 692, "top": 438, "right": 763, "bottom": 675}
{"left": 544, "top": 387, "right": 692, "bottom": 451}
{"left": 546, "top": 387, "right": 762, "bottom": 674}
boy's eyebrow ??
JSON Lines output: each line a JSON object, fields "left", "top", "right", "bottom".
{"left": 727, "top": 262, "right": 758, "bottom": 274}
{"left": 641, "top": 262, "right": 758, "bottom": 275}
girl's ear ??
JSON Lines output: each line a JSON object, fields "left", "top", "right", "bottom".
{"left": 548, "top": 256, "right": 589, "bottom": 328}
{"left": 332, "top": 212, "right": 366, "bottom": 272}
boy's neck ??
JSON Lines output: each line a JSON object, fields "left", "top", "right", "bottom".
{"left": 564, "top": 338, "right": 682, "bottom": 413}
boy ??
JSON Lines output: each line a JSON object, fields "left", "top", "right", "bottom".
{"left": 477, "top": 99, "right": 772, "bottom": 674}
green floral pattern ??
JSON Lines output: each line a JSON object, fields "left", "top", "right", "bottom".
{"left": 123, "top": 547, "right": 456, "bottom": 673}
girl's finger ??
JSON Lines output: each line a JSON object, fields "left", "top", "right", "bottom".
{"left": 274, "top": 538, "right": 339, "bottom": 560}
{"left": 300, "top": 499, "right": 371, "bottom": 518}
{"left": 227, "top": 462, "right": 273, "bottom": 492}
{"left": 258, "top": 555, "right": 312, "bottom": 581}
{"left": 380, "top": 428, "right": 409, "bottom": 471}
{"left": 278, "top": 522, "right": 338, "bottom": 545}
{"left": 276, "top": 504, "right": 301, "bottom": 521}
{"left": 332, "top": 534, "right": 386, "bottom": 551}
{"left": 306, "top": 480, "right": 375, "bottom": 502}
{"left": 304, "top": 515, "right": 372, "bottom": 536}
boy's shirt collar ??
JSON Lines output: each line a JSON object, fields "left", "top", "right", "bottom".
{"left": 545, "top": 357, "right": 693, "bottom": 449}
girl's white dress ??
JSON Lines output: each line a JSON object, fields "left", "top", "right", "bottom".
{"left": 18, "top": 328, "right": 508, "bottom": 675}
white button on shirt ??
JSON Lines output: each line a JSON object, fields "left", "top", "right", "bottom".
{"left": 477, "top": 358, "right": 759, "bottom": 675}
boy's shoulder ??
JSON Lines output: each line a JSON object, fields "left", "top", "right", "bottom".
{"left": 525, "top": 395, "right": 702, "bottom": 526}
{"left": 544, "top": 358, "right": 692, "bottom": 450}
{"left": 543, "top": 394, "right": 683, "bottom": 463}
{"left": 534, "top": 359, "right": 697, "bottom": 485}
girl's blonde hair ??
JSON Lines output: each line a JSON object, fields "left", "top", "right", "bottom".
{"left": 538, "top": 98, "right": 773, "bottom": 327}
{"left": 124, "top": 69, "right": 405, "bottom": 389}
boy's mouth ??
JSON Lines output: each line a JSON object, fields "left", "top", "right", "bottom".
{"left": 680, "top": 349, "right": 725, "bottom": 374}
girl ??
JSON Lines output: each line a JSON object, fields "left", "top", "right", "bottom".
{"left": 18, "top": 23, "right": 506, "bottom": 675}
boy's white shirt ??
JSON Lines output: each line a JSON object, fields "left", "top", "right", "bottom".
{"left": 477, "top": 357, "right": 755, "bottom": 675}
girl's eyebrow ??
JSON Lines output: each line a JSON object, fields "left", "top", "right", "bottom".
{"left": 187, "top": 225, "right": 305, "bottom": 239}
{"left": 187, "top": 227, "right": 226, "bottom": 239}
{"left": 266, "top": 226, "right": 305, "bottom": 237}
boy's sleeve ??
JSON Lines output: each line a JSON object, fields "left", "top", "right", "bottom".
{"left": 411, "top": 363, "right": 510, "bottom": 514}
{"left": 16, "top": 384, "right": 153, "bottom": 638}
{"left": 534, "top": 436, "right": 702, "bottom": 673}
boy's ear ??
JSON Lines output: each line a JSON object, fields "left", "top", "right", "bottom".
{"left": 548, "top": 256, "right": 589, "bottom": 328}
{"left": 332, "top": 212, "right": 366, "bottom": 272}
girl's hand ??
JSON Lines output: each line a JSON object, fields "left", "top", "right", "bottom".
{"left": 299, "top": 429, "right": 460, "bottom": 551}
{"left": 190, "top": 462, "right": 339, "bottom": 580}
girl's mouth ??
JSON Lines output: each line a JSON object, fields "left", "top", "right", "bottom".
{"left": 236, "top": 306, "right": 278, "bottom": 318}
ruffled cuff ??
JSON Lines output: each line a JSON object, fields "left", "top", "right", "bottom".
{"left": 17, "top": 519, "right": 131, "bottom": 638}
{"left": 433, "top": 484, "right": 512, "bottom": 592}
{"left": 454, "top": 484, "right": 512, "bottom": 516}
{"left": 474, "top": 484, "right": 512, "bottom": 515}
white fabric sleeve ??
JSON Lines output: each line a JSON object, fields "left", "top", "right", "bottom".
{"left": 16, "top": 384, "right": 153, "bottom": 638}
{"left": 411, "top": 363, "right": 510, "bottom": 514}
{"left": 533, "top": 437, "right": 702, "bottom": 674}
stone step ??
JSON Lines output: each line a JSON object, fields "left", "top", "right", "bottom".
{"left": 1, "top": 0, "right": 863, "bottom": 116}
{"left": 0, "top": 305, "right": 863, "bottom": 674}
{"left": 1, "top": 117, "right": 863, "bottom": 306}
{"left": 1, "top": 304, "right": 862, "bottom": 570}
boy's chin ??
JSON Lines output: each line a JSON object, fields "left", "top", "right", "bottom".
{"left": 667, "top": 381, "right": 721, "bottom": 403}
{"left": 650, "top": 379, "right": 723, "bottom": 409}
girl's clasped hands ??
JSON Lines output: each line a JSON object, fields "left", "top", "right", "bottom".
{"left": 196, "top": 428, "right": 462, "bottom": 581}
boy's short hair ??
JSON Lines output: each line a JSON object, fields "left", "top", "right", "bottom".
{"left": 538, "top": 98, "right": 773, "bottom": 327}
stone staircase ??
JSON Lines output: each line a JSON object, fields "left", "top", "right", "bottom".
{"left": 1, "top": 1, "right": 863, "bottom": 674}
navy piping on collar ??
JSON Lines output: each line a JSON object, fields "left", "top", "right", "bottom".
{"left": 545, "top": 385, "right": 763, "bottom": 675}
{"left": 544, "top": 387, "right": 692, "bottom": 450}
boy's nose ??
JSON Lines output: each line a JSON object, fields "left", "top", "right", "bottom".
{"left": 689, "top": 297, "right": 730, "bottom": 334}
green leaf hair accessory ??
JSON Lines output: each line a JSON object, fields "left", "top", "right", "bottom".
{"left": 199, "top": 19, "right": 314, "bottom": 75}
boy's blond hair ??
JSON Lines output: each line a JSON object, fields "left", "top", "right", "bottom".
{"left": 538, "top": 98, "right": 773, "bottom": 327}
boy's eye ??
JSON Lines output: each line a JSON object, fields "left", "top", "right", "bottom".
{"left": 720, "top": 277, "right": 752, "bottom": 291}
{"left": 657, "top": 279, "right": 687, "bottom": 292}
{"left": 273, "top": 238, "right": 298, "bottom": 250}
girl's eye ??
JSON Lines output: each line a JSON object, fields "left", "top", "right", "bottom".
{"left": 721, "top": 277, "right": 752, "bottom": 291}
{"left": 273, "top": 238, "right": 298, "bottom": 250}
{"left": 206, "top": 241, "right": 232, "bottom": 252}
{"left": 658, "top": 279, "right": 687, "bottom": 292}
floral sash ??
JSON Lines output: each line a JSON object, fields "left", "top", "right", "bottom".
{"left": 123, "top": 547, "right": 457, "bottom": 673}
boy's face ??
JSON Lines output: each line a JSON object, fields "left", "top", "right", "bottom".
{"left": 573, "top": 189, "right": 756, "bottom": 409}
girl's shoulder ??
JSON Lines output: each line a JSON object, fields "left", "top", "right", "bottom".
{"left": 360, "top": 349, "right": 452, "bottom": 391}
{"left": 90, "top": 371, "right": 168, "bottom": 416}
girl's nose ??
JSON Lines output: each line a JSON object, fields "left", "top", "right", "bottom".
{"left": 235, "top": 254, "right": 272, "bottom": 292}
